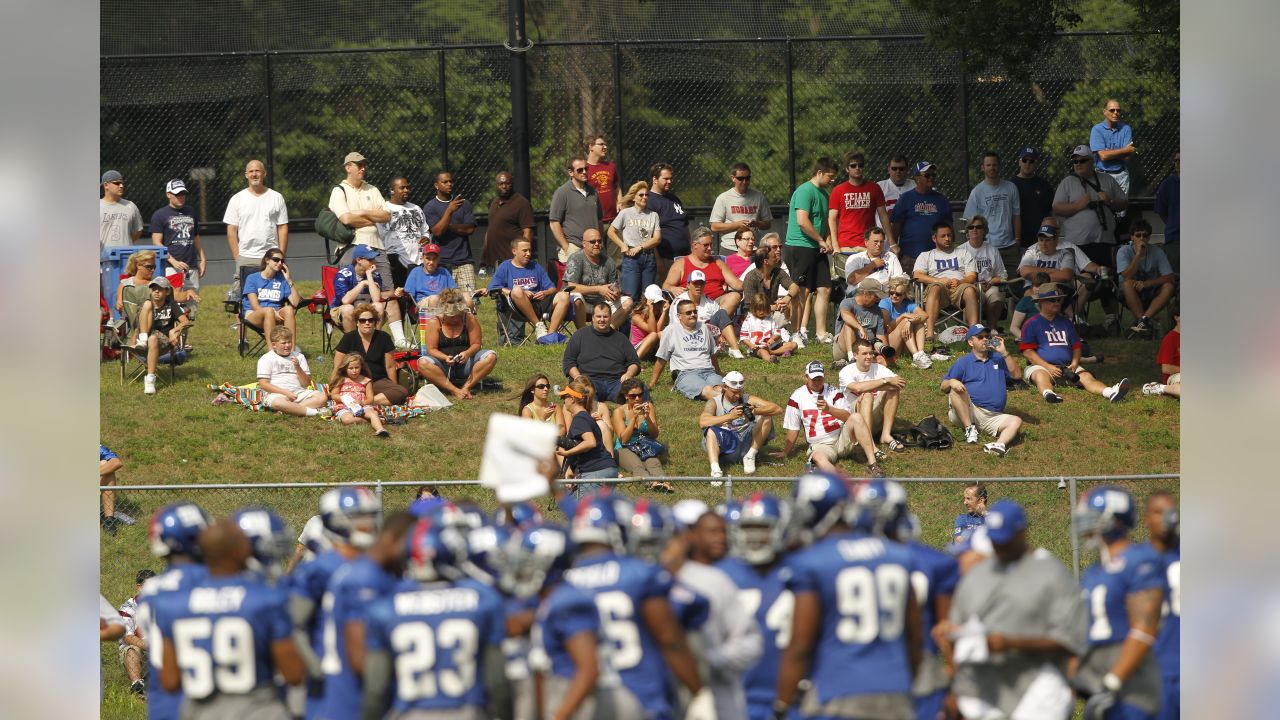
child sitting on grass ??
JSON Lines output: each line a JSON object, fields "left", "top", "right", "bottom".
{"left": 329, "top": 354, "right": 390, "bottom": 437}
{"left": 256, "top": 326, "right": 329, "bottom": 417}
{"left": 738, "top": 295, "right": 796, "bottom": 363}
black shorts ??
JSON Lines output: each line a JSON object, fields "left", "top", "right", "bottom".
{"left": 658, "top": 228, "right": 691, "bottom": 259}
{"left": 782, "top": 243, "right": 831, "bottom": 292}
{"left": 1077, "top": 242, "right": 1114, "bottom": 268}
{"left": 389, "top": 254, "right": 415, "bottom": 289}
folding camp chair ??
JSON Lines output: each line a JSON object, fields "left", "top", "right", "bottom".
{"left": 224, "top": 266, "right": 267, "bottom": 358}
{"left": 118, "top": 271, "right": 190, "bottom": 385}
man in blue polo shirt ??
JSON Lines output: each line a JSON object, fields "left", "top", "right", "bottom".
{"left": 1090, "top": 98, "right": 1136, "bottom": 198}
{"left": 940, "top": 323, "right": 1023, "bottom": 456}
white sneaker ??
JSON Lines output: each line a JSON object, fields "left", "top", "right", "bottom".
{"left": 817, "top": 332, "right": 834, "bottom": 344}
{"left": 1142, "top": 382, "right": 1162, "bottom": 396}
{"left": 535, "top": 321, "right": 550, "bottom": 339}
{"left": 743, "top": 453, "right": 757, "bottom": 474}
{"left": 1106, "top": 377, "right": 1130, "bottom": 403}
{"left": 793, "top": 332, "right": 806, "bottom": 350}
{"left": 964, "top": 425, "right": 979, "bottom": 444}
{"left": 710, "top": 466, "right": 724, "bottom": 486}
{"left": 393, "top": 337, "right": 415, "bottom": 351}
{"left": 930, "top": 350, "right": 950, "bottom": 362}
{"left": 134, "top": 333, "right": 149, "bottom": 350}
{"left": 144, "top": 374, "right": 157, "bottom": 395}
{"left": 912, "top": 351, "right": 932, "bottom": 369}
{"left": 728, "top": 347, "right": 745, "bottom": 359}
{"left": 983, "top": 442, "right": 1008, "bottom": 456}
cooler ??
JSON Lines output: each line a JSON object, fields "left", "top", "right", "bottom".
{"left": 102, "top": 245, "right": 168, "bottom": 320}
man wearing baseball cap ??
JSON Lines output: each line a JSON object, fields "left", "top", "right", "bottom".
{"left": 1015, "top": 218, "right": 1100, "bottom": 323}
{"left": 330, "top": 151, "right": 393, "bottom": 290}
{"left": 698, "top": 370, "right": 782, "bottom": 478}
{"left": 667, "top": 268, "right": 745, "bottom": 358}
{"left": 330, "top": 244, "right": 410, "bottom": 347}
{"left": 940, "top": 323, "right": 1023, "bottom": 456}
{"left": 938, "top": 498, "right": 1086, "bottom": 720}
{"left": 150, "top": 178, "right": 206, "bottom": 319}
{"left": 377, "top": 176, "right": 431, "bottom": 289}
{"left": 1009, "top": 147, "right": 1054, "bottom": 267}
{"left": 404, "top": 241, "right": 468, "bottom": 311}
{"left": 1019, "top": 285, "right": 1130, "bottom": 404}
{"left": 889, "top": 159, "right": 953, "bottom": 269}
{"left": 777, "top": 361, "right": 885, "bottom": 477}
{"left": 100, "top": 169, "right": 144, "bottom": 249}
{"left": 1052, "top": 144, "right": 1127, "bottom": 286}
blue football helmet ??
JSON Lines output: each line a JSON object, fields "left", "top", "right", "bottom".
{"left": 626, "top": 499, "right": 676, "bottom": 564}
{"left": 570, "top": 490, "right": 632, "bottom": 554}
{"left": 404, "top": 518, "right": 468, "bottom": 582}
{"left": 1074, "top": 485, "right": 1137, "bottom": 546}
{"left": 460, "top": 523, "right": 513, "bottom": 586}
{"left": 231, "top": 506, "right": 293, "bottom": 580}
{"left": 732, "top": 492, "right": 790, "bottom": 565}
{"left": 319, "top": 486, "right": 382, "bottom": 549}
{"left": 848, "top": 479, "right": 908, "bottom": 535}
{"left": 499, "top": 522, "right": 574, "bottom": 598}
{"left": 148, "top": 502, "right": 210, "bottom": 559}
{"left": 787, "top": 470, "right": 853, "bottom": 545}
{"left": 494, "top": 501, "right": 544, "bottom": 529}
{"left": 716, "top": 499, "right": 743, "bottom": 525}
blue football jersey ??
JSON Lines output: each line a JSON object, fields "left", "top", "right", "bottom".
{"left": 1146, "top": 544, "right": 1180, "bottom": 680}
{"left": 135, "top": 562, "right": 207, "bottom": 720}
{"left": 318, "top": 555, "right": 397, "bottom": 719}
{"left": 365, "top": 577, "right": 507, "bottom": 713}
{"left": 564, "top": 552, "right": 676, "bottom": 720}
{"left": 502, "top": 595, "right": 538, "bottom": 682}
{"left": 153, "top": 573, "right": 292, "bottom": 700}
{"left": 670, "top": 580, "right": 711, "bottom": 631}
{"left": 533, "top": 582, "right": 600, "bottom": 679}
{"left": 1081, "top": 543, "right": 1165, "bottom": 647}
{"left": 907, "top": 541, "right": 960, "bottom": 654}
{"left": 288, "top": 550, "right": 349, "bottom": 719}
{"left": 786, "top": 531, "right": 916, "bottom": 702}
{"left": 952, "top": 512, "right": 985, "bottom": 540}
{"left": 718, "top": 557, "right": 795, "bottom": 720}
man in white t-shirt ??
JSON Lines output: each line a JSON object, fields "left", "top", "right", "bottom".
{"left": 912, "top": 221, "right": 979, "bottom": 336}
{"left": 223, "top": 158, "right": 289, "bottom": 299}
{"left": 255, "top": 326, "right": 328, "bottom": 417}
{"left": 876, "top": 154, "right": 914, "bottom": 229}
{"left": 839, "top": 339, "right": 908, "bottom": 456}
{"left": 377, "top": 176, "right": 431, "bottom": 288}
{"left": 651, "top": 299, "right": 724, "bottom": 401}
{"left": 842, "top": 227, "right": 904, "bottom": 286}
{"left": 667, "top": 270, "right": 744, "bottom": 357}
{"left": 100, "top": 170, "right": 144, "bottom": 249}
{"left": 775, "top": 361, "right": 885, "bottom": 477}
{"left": 958, "top": 214, "right": 1010, "bottom": 324}
{"left": 710, "top": 162, "right": 773, "bottom": 251}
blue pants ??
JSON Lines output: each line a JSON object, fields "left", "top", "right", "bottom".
{"left": 621, "top": 250, "right": 657, "bottom": 300}
{"left": 914, "top": 689, "right": 945, "bottom": 720}
{"left": 1157, "top": 675, "right": 1179, "bottom": 720}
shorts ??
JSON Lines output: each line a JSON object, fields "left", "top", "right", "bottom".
{"left": 807, "top": 429, "right": 857, "bottom": 464}
{"left": 263, "top": 388, "right": 321, "bottom": 408}
{"left": 673, "top": 367, "right": 722, "bottom": 400}
{"left": 981, "top": 284, "right": 1004, "bottom": 306}
{"left": 782, "top": 243, "right": 831, "bottom": 292}
{"left": 937, "top": 281, "right": 977, "bottom": 307}
{"left": 425, "top": 349, "right": 496, "bottom": 382}
{"left": 852, "top": 391, "right": 886, "bottom": 424}
{"left": 337, "top": 245, "right": 394, "bottom": 291}
{"left": 118, "top": 643, "right": 145, "bottom": 664}
{"left": 947, "top": 400, "right": 1016, "bottom": 437}
{"left": 1166, "top": 372, "right": 1180, "bottom": 385}
{"left": 1025, "top": 363, "right": 1091, "bottom": 387}
{"left": 372, "top": 378, "right": 409, "bottom": 405}
{"left": 449, "top": 263, "right": 476, "bottom": 295}
{"left": 702, "top": 422, "right": 772, "bottom": 464}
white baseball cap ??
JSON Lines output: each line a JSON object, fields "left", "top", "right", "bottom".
{"left": 643, "top": 284, "right": 664, "bottom": 303}
{"left": 688, "top": 270, "right": 707, "bottom": 283}
{"left": 723, "top": 371, "right": 745, "bottom": 389}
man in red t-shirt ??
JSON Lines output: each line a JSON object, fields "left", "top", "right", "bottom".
{"left": 1143, "top": 304, "right": 1181, "bottom": 398}
{"left": 827, "top": 150, "right": 895, "bottom": 277}
{"left": 586, "top": 134, "right": 622, "bottom": 230}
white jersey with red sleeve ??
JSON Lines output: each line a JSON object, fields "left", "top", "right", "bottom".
{"left": 782, "top": 384, "right": 849, "bottom": 445}
{"left": 739, "top": 314, "right": 780, "bottom": 347}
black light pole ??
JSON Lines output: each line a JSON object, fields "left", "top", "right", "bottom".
{"left": 508, "top": 0, "right": 532, "bottom": 201}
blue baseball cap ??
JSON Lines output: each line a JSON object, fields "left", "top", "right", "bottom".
{"left": 984, "top": 499, "right": 1027, "bottom": 544}
{"left": 351, "top": 245, "right": 378, "bottom": 261}
{"left": 1036, "top": 224, "right": 1058, "bottom": 238}
{"left": 805, "top": 361, "right": 826, "bottom": 379}
{"left": 1017, "top": 146, "right": 1039, "bottom": 159}
{"left": 964, "top": 323, "right": 990, "bottom": 339}
{"left": 913, "top": 160, "right": 936, "bottom": 175}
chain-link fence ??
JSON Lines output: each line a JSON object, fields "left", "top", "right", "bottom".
{"left": 99, "top": 474, "right": 1178, "bottom": 600}
{"left": 102, "top": 33, "right": 1178, "bottom": 223}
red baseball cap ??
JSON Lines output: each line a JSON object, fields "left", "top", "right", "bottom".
{"left": 421, "top": 243, "right": 441, "bottom": 256}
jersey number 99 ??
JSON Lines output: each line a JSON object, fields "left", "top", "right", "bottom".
{"left": 835, "top": 565, "right": 908, "bottom": 644}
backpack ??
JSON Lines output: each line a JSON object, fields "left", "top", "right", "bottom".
{"left": 908, "top": 414, "right": 953, "bottom": 449}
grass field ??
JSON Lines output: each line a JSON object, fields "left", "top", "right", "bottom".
{"left": 98, "top": 279, "right": 1179, "bottom": 719}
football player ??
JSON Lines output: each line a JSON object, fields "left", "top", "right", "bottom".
{"left": 155, "top": 519, "right": 306, "bottom": 717}
{"left": 232, "top": 506, "right": 294, "bottom": 584}
{"left": 1140, "top": 492, "right": 1179, "bottom": 720}
{"left": 1073, "top": 486, "right": 1165, "bottom": 720}
{"left": 288, "top": 486, "right": 382, "bottom": 720}
{"left": 362, "top": 517, "right": 511, "bottom": 720}
{"left": 317, "top": 510, "right": 415, "bottom": 719}
{"left": 504, "top": 522, "right": 602, "bottom": 720}
{"left": 775, "top": 473, "right": 922, "bottom": 720}
{"left": 717, "top": 492, "right": 797, "bottom": 720}
{"left": 563, "top": 491, "right": 716, "bottom": 720}
{"left": 134, "top": 501, "right": 210, "bottom": 720}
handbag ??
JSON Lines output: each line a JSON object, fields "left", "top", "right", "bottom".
{"left": 625, "top": 435, "right": 666, "bottom": 461}
{"left": 316, "top": 186, "right": 356, "bottom": 263}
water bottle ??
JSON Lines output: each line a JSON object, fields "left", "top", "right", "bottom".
{"left": 313, "top": 354, "right": 326, "bottom": 366}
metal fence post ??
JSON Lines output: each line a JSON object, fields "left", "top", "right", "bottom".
{"left": 957, "top": 49, "right": 970, "bottom": 188}
{"left": 1068, "top": 476, "right": 1080, "bottom": 580}
{"left": 374, "top": 479, "right": 385, "bottom": 529}
{"left": 784, "top": 40, "right": 796, "bottom": 192}
{"left": 508, "top": 0, "right": 532, "bottom": 201}
{"left": 262, "top": 53, "right": 275, "bottom": 185}
{"left": 613, "top": 42, "right": 625, "bottom": 184}
{"left": 724, "top": 475, "right": 733, "bottom": 505}
{"left": 438, "top": 50, "right": 450, "bottom": 170}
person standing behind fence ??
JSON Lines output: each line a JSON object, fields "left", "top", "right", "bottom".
{"left": 827, "top": 150, "right": 893, "bottom": 270}
{"left": 963, "top": 151, "right": 1022, "bottom": 261}
{"left": 934, "top": 499, "right": 1086, "bottom": 720}
{"left": 481, "top": 170, "right": 535, "bottom": 270}
{"left": 610, "top": 181, "right": 662, "bottom": 302}
{"left": 330, "top": 151, "right": 392, "bottom": 285}
{"left": 876, "top": 154, "right": 914, "bottom": 227}
{"left": 424, "top": 170, "right": 479, "bottom": 295}
{"left": 376, "top": 176, "right": 430, "bottom": 289}
{"left": 1091, "top": 99, "right": 1136, "bottom": 200}
{"left": 585, "top": 135, "right": 622, "bottom": 239}
{"left": 711, "top": 161, "right": 773, "bottom": 252}
{"left": 549, "top": 155, "right": 602, "bottom": 267}
{"left": 100, "top": 169, "right": 143, "bottom": 249}
{"left": 648, "top": 162, "right": 692, "bottom": 279}
{"left": 891, "top": 160, "right": 952, "bottom": 271}
{"left": 953, "top": 481, "right": 988, "bottom": 541}
{"left": 151, "top": 178, "right": 205, "bottom": 318}
{"left": 784, "top": 157, "right": 839, "bottom": 346}
{"left": 1009, "top": 147, "right": 1055, "bottom": 271}
{"left": 223, "top": 159, "right": 289, "bottom": 301}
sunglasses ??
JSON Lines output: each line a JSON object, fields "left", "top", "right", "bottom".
{"left": 1106, "top": 108, "right": 1122, "bottom": 113}
{"left": 681, "top": 310, "right": 697, "bottom": 316}
{"left": 967, "top": 225, "right": 986, "bottom": 231}
{"left": 635, "top": 192, "right": 648, "bottom": 197}
{"left": 141, "top": 263, "right": 156, "bottom": 269}
{"left": 847, "top": 163, "right": 863, "bottom": 168}
{"left": 267, "top": 256, "right": 284, "bottom": 262}
{"left": 889, "top": 166, "right": 908, "bottom": 172}
{"left": 626, "top": 393, "right": 644, "bottom": 400}
{"left": 357, "top": 317, "right": 377, "bottom": 323}
{"left": 922, "top": 173, "right": 938, "bottom": 178}
{"left": 584, "top": 239, "right": 602, "bottom": 244}
{"left": 572, "top": 167, "right": 588, "bottom": 173}
{"left": 1131, "top": 232, "right": 1151, "bottom": 239}
{"left": 107, "top": 181, "right": 123, "bottom": 185}
{"left": 734, "top": 175, "right": 751, "bottom": 181}
{"left": 1072, "top": 158, "right": 1092, "bottom": 165}
{"left": 888, "top": 291, "right": 905, "bottom": 297}
{"left": 534, "top": 383, "right": 550, "bottom": 389}
{"left": 1020, "top": 157, "right": 1038, "bottom": 163}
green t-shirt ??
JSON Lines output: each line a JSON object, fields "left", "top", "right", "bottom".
{"left": 785, "top": 181, "right": 829, "bottom": 248}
